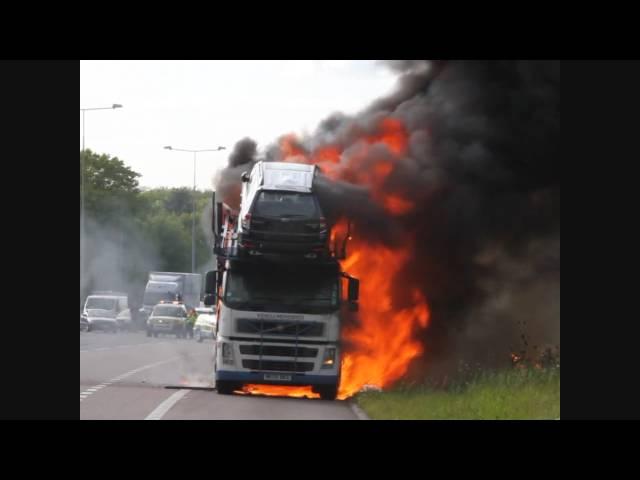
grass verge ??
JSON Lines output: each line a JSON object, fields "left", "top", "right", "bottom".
{"left": 356, "top": 367, "right": 560, "bottom": 420}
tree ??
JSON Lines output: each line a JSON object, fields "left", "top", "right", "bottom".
{"left": 165, "top": 187, "right": 193, "bottom": 215}
{"left": 81, "top": 149, "right": 141, "bottom": 222}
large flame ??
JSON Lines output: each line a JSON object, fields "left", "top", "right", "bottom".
{"left": 337, "top": 238, "right": 430, "bottom": 398}
{"left": 242, "top": 116, "right": 430, "bottom": 400}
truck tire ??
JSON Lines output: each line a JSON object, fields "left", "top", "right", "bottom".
{"left": 146, "top": 328, "right": 152, "bottom": 337}
{"left": 216, "top": 380, "right": 238, "bottom": 395}
{"left": 317, "top": 385, "right": 338, "bottom": 401}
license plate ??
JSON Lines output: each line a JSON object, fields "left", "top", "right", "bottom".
{"left": 264, "top": 374, "right": 292, "bottom": 381}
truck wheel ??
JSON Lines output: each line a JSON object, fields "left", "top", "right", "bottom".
{"left": 146, "top": 328, "right": 152, "bottom": 337}
{"left": 216, "top": 380, "right": 238, "bottom": 395}
{"left": 317, "top": 385, "right": 338, "bottom": 401}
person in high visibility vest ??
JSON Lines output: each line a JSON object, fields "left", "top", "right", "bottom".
{"left": 186, "top": 308, "right": 197, "bottom": 339}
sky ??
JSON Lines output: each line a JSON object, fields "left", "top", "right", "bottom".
{"left": 80, "top": 60, "right": 399, "bottom": 191}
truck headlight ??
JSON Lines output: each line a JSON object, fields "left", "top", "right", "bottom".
{"left": 221, "top": 342, "right": 234, "bottom": 366}
{"left": 322, "top": 347, "right": 336, "bottom": 369}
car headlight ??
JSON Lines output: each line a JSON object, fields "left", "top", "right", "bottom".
{"left": 221, "top": 342, "right": 234, "bottom": 365}
{"left": 322, "top": 347, "right": 336, "bottom": 369}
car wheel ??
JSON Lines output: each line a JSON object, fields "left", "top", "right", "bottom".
{"left": 216, "top": 380, "right": 238, "bottom": 395}
{"left": 146, "top": 328, "right": 152, "bottom": 337}
{"left": 153, "top": 331, "right": 158, "bottom": 338}
{"left": 195, "top": 329, "right": 202, "bottom": 342}
{"left": 86, "top": 324, "right": 92, "bottom": 332}
{"left": 316, "top": 385, "right": 338, "bottom": 401}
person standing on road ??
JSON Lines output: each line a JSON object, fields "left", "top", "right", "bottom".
{"left": 186, "top": 308, "right": 197, "bottom": 339}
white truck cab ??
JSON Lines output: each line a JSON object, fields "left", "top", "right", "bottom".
{"left": 205, "top": 259, "right": 358, "bottom": 400}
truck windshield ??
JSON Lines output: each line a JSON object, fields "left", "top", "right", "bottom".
{"left": 85, "top": 297, "right": 116, "bottom": 310}
{"left": 253, "top": 191, "right": 318, "bottom": 218}
{"left": 224, "top": 267, "right": 338, "bottom": 313}
{"left": 143, "top": 291, "right": 176, "bottom": 306}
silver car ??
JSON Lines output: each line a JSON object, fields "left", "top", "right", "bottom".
{"left": 85, "top": 308, "right": 118, "bottom": 333}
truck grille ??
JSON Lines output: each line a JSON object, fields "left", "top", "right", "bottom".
{"left": 242, "top": 359, "right": 315, "bottom": 372}
{"left": 239, "top": 345, "right": 318, "bottom": 358}
{"left": 237, "top": 319, "right": 324, "bottom": 337}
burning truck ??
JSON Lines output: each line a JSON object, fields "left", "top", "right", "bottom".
{"left": 203, "top": 162, "right": 359, "bottom": 400}
{"left": 211, "top": 60, "right": 559, "bottom": 399}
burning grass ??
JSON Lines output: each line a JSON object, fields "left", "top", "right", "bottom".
{"left": 355, "top": 366, "right": 560, "bottom": 420}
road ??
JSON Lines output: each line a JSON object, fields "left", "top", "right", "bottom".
{"left": 80, "top": 330, "right": 359, "bottom": 420}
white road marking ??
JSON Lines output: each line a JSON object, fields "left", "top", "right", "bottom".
{"left": 349, "top": 400, "right": 371, "bottom": 420}
{"left": 80, "top": 356, "right": 181, "bottom": 403}
{"left": 145, "top": 389, "right": 190, "bottom": 420}
{"left": 80, "top": 341, "right": 169, "bottom": 353}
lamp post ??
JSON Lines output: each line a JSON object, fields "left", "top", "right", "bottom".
{"left": 80, "top": 104, "right": 123, "bottom": 308}
{"left": 164, "top": 145, "right": 226, "bottom": 273}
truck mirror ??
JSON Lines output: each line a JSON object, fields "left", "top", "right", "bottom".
{"left": 205, "top": 270, "right": 217, "bottom": 295}
{"left": 348, "top": 277, "right": 359, "bottom": 302}
{"left": 203, "top": 294, "right": 217, "bottom": 307}
{"left": 241, "top": 171, "right": 250, "bottom": 182}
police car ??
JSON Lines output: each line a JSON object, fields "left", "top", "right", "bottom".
{"left": 146, "top": 301, "right": 189, "bottom": 338}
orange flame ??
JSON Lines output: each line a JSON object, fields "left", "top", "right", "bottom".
{"left": 240, "top": 385, "right": 319, "bottom": 399}
{"left": 280, "top": 134, "right": 308, "bottom": 162}
{"left": 368, "top": 117, "right": 408, "bottom": 156}
{"left": 382, "top": 194, "right": 414, "bottom": 216}
{"left": 337, "top": 238, "right": 430, "bottom": 399}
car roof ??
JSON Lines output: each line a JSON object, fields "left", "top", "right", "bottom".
{"left": 258, "top": 161, "right": 316, "bottom": 192}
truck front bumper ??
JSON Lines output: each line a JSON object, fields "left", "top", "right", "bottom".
{"left": 216, "top": 370, "right": 339, "bottom": 387}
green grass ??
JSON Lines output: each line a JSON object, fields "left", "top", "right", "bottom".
{"left": 356, "top": 367, "right": 560, "bottom": 420}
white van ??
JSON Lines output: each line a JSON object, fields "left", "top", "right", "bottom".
{"left": 82, "top": 292, "right": 129, "bottom": 332}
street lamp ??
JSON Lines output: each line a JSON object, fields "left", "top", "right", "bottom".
{"left": 80, "top": 104, "right": 123, "bottom": 308}
{"left": 164, "top": 145, "right": 226, "bottom": 273}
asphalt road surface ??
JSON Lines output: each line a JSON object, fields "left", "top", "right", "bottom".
{"left": 80, "top": 330, "right": 359, "bottom": 420}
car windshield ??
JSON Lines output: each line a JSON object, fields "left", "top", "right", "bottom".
{"left": 152, "top": 306, "right": 184, "bottom": 317}
{"left": 86, "top": 297, "right": 117, "bottom": 310}
{"left": 252, "top": 191, "right": 318, "bottom": 218}
{"left": 224, "top": 265, "right": 338, "bottom": 313}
